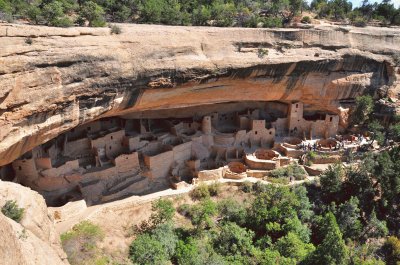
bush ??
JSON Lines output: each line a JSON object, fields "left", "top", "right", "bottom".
{"left": 25, "top": 37, "right": 33, "bottom": 45}
{"left": 61, "top": 221, "right": 104, "bottom": 265}
{"left": 217, "top": 198, "right": 247, "bottom": 225}
{"left": 266, "top": 177, "right": 290, "bottom": 185}
{"left": 190, "top": 183, "right": 210, "bottom": 200}
{"left": 109, "top": 24, "right": 122, "bottom": 34}
{"left": 269, "top": 164, "right": 307, "bottom": 180}
{"left": 253, "top": 181, "right": 269, "bottom": 193}
{"left": 1, "top": 200, "right": 24, "bottom": 222}
{"left": 257, "top": 48, "right": 268, "bottom": 58}
{"left": 301, "top": 16, "right": 311, "bottom": 24}
{"left": 51, "top": 17, "right": 73, "bottom": 27}
{"left": 241, "top": 181, "right": 253, "bottom": 193}
{"left": 261, "top": 16, "right": 283, "bottom": 28}
{"left": 353, "top": 17, "right": 367, "bottom": 27}
{"left": 208, "top": 182, "right": 221, "bottom": 196}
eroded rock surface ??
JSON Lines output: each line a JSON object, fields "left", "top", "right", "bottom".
{"left": 0, "top": 180, "right": 68, "bottom": 264}
{"left": 0, "top": 23, "right": 399, "bottom": 167}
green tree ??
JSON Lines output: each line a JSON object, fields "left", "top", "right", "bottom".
{"left": 293, "top": 185, "right": 313, "bottom": 222}
{"left": 217, "top": 198, "right": 247, "bottom": 225}
{"left": 362, "top": 210, "right": 388, "bottom": 240}
{"left": 334, "top": 197, "right": 362, "bottom": 240}
{"left": 150, "top": 198, "right": 175, "bottom": 226}
{"left": 42, "top": 1, "right": 64, "bottom": 25}
{"left": 192, "top": 5, "right": 211, "bottom": 25}
{"left": 344, "top": 166, "right": 375, "bottom": 215}
{"left": 214, "top": 222, "right": 255, "bottom": 258}
{"left": 351, "top": 95, "right": 374, "bottom": 126}
{"left": 175, "top": 237, "right": 227, "bottom": 265}
{"left": 274, "top": 232, "right": 315, "bottom": 261}
{"left": 189, "top": 198, "right": 217, "bottom": 230}
{"left": 129, "top": 233, "right": 169, "bottom": 265}
{"left": 282, "top": 215, "right": 311, "bottom": 243}
{"left": 382, "top": 236, "right": 400, "bottom": 265}
{"left": 367, "top": 120, "right": 384, "bottom": 146}
{"left": 78, "top": 1, "right": 106, "bottom": 27}
{"left": 140, "top": 0, "right": 164, "bottom": 23}
{"left": 312, "top": 212, "right": 349, "bottom": 265}
{"left": 161, "top": 0, "right": 183, "bottom": 25}
{"left": 320, "top": 164, "right": 344, "bottom": 200}
{"left": 129, "top": 223, "right": 177, "bottom": 265}
{"left": 248, "top": 186, "right": 299, "bottom": 238}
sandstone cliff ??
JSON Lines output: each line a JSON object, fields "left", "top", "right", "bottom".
{"left": 0, "top": 180, "right": 68, "bottom": 264}
{"left": 0, "top": 23, "right": 399, "bottom": 166}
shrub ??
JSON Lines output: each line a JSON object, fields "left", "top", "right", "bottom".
{"left": 1, "top": 200, "right": 24, "bottom": 223}
{"left": 61, "top": 221, "right": 104, "bottom": 265}
{"left": 241, "top": 181, "right": 253, "bottom": 193}
{"left": 253, "top": 181, "right": 269, "bottom": 193}
{"left": 266, "top": 177, "right": 290, "bottom": 185}
{"left": 25, "top": 37, "right": 33, "bottom": 45}
{"left": 190, "top": 183, "right": 210, "bottom": 200}
{"left": 261, "top": 16, "right": 283, "bottom": 28}
{"left": 269, "top": 164, "right": 307, "bottom": 180}
{"left": 150, "top": 198, "right": 175, "bottom": 226}
{"left": 51, "top": 17, "right": 73, "bottom": 27}
{"left": 177, "top": 203, "right": 191, "bottom": 216}
{"left": 208, "top": 182, "right": 221, "bottom": 196}
{"left": 257, "top": 48, "right": 268, "bottom": 59}
{"left": 217, "top": 198, "right": 247, "bottom": 225}
{"left": 301, "top": 16, "right": 311, "bottom": 24}
{"left": 382, "top": 236, "right": 400, "bottom": 265}
{"left": 307, "top": 151, "right": 317, "bottom": 160}
{"left": 109, "top": 24, "right": 122, "bottom": 34}
{"left": 353, "top": 17, "right": 367, "bottom": 27}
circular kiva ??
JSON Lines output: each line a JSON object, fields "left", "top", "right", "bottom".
{"left": 228, "top": 161, "right": 247, "bottom": 174}
{"left": 254, "top": 149, "right": 279, "bottom": 160}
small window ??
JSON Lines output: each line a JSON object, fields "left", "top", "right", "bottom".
{"left": 296, "top": 104, "right": 298, "bottom": 108}
{"left": 255, "top": 131, "right": 258, "bottom": 135}
{"left": 87, "top": 126, "right": 91, "bottom": 131}
{"left": 126, "top": 157, "right": 128, "bottom": 160}
{"left": 18, "top": 166, "right": 22, "bottom": 170}
{"left": 269, "top": 132, "right": 272, "bottom": 135}
{"left": 111, "top": 136, "right": 113, "bottom": 140}
{"left": 109, "top": 146, "right": 112, "bottom": 150}
{"left": 330, "top": 117, "right": 333, "bottom": 122}
{"left": 298, "top": 120, "right": 300, "bottom": 122}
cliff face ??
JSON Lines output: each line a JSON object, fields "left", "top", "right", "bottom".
{"left": 0, "top": 23, "right": 399, "bottom": 166}
{"left": 0, "top": 180, "right": 68, "bottom": 264}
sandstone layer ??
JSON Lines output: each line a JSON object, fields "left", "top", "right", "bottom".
{"left": 0, "top": 23, "right": 399, "bottom": 166}
{"left": 0, "top": 180, "right": 68, "bottom": 264}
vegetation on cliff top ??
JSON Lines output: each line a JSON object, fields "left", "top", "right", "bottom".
{"left": 0, "top": 0, "right": 399, "bottom": 28}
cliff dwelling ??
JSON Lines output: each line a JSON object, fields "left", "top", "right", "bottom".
{"left": 0, "top": 100, "right": 343, "bottom": 206}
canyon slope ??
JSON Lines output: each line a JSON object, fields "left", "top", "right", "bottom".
{"left": 0, "top": 180, "right": 68, "bottom": 264}
{"left": 0, "top": 23, "right": 399, "bottom": 166}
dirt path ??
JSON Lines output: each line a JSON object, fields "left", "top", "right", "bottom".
{"left": 54, "top": 176, "right": 318, "bottom": 234}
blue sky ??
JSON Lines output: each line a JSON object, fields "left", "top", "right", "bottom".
{"left": 306, "top": 0, "right": 400, "bottom": 8}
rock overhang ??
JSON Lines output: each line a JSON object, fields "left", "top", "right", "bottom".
{"left": 0, "top": 23, "right": 399, "bottom": 167}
